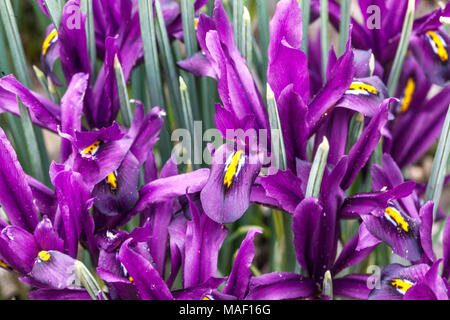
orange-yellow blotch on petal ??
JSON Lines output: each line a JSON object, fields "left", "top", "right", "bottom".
{"left": 82, "top": 140, "right": 102, "bottom": 156}
{"left": 426, "top": 30, "right": 449, "bottom": 62}
{"left": 400, "top": 77, "right": 416, "bottom": 113}
{"left": 223, "top": 150, "right": 245, "bottom": 189}
{"left": 194, "top": 17, "right": 199, "bottom": 30}
{"left": 42, "top": 29, "right": 58, "bottom": 56}
{"left": 38, "top": 250, "right": 51, "bottom": 262}
{"left": 384, "top": 206, "right": 409, "bottom": 232}
{"left": 391, "top": 278, "right": 414, "bottom": 295}
{"left": 106, "top": 170, "right": 118, "bottom": 191}
{"left": 347, "top": 81, "right": 378, "bottom": 95}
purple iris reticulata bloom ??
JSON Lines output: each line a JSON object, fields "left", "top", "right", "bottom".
{"left": 0, "top": 0, "right": 449, "bottom": 302}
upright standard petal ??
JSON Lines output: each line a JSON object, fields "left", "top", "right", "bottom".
{"left": 60, "top": 72, "right": 89, "bottom": 162}
{"left": 268, "top": 0, "right": 309, "bottom": 103}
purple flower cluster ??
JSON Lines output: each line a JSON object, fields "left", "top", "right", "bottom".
{"left": 0, "top": 0, "right": 449, "bottom": 300}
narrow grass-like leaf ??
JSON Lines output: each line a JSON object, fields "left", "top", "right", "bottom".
{"left": 267, "top": 84, "right": 287, "bottom": 171}
{"left": 32, "top": 65, "right": 59, "bottom": 103}
{"left": 1, "top": 0, "right": 50, "bottom": 186}
{"left": 232, "top": 0, "right": 244, "bottom": 55}
{"left": 74, "top": 260, "right": 108, "bottom": 300}
{"left": 200, "top": 76, "right": 216, "bottom": 130}
{"left": 242, "top": 6, "right": 252, "bottom": 66}
{"left": 387, "top": 0, "right": 415, "bottom": 96}
{"left": 154, "top": 0, "right": 183, "bottom": 126}
{"left": 306, "top": 136, "right": 329, "bottom": 198}
{"left": 81, "top": 0, "right": 97, "bottom": 79}
{"left": 0, "top": 0, "right": 32, "bottom": 87}
{"left": 320, "top": 0, "right": 329, "bottom": 83}
{"left": 425, "top": 104, "right": 450, "bottom": 217}
{"left": 17, "top": 96, "right": 45, "bottom": 183}
{"left": 256, "top": 0, "right": 269, "bottom": 84}
{"left": 299, "top": 0, "right": 311, "bottom": 55}
{"left": 346, "top": 113, "right": 364, "bottom": 154}
{"left": 338, "top": 0, "right": 350, "bottom": 57}
{"left": 131, "top": 64, "right": 146, "bottom": 103}
{"left": 114, "top": 55, "right": 133, "bottom": 127}
{"left": 138, "top": 0, "right": 164, "bottom": 108}
{"left": 322, "top": 270, "right": 333, "bottom": 299}
{"left": 43, "top": 0, "right": 64, "bottom": 30}
{"left": 138, "top": 0, "right": 172, "bottom": 162}
{"left": 267, "top": 84, "right": 296, "bottom": 273}
{"left": 0, "top": 18, "right": 12, "bottom": 79}
{"left": 179, "top": 77, "right": 194, "bottom": 137}
{"left": 180, "top": 0, "right": 198, "bottom": 58}
{"left": 180, "top": 0, "right": 200, "bottom": 120}
{"left": 179, "top": 76, "right": 202, "bottom": 170}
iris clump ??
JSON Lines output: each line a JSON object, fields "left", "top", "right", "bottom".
{"left": 0, "top": 0, "right": 449, "bottom": 301}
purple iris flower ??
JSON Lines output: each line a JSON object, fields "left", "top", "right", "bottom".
{"left": 314, "top": 0, "right": 450, "bottom": 85}
{"left": 309, "top": 0, "right": 450, "bottom": 171}
{"left": 0, "top": 127, "right": 93, "bottom": 296}
{"left": 365, "top": 201, "right": 450, "bottom": 300}
{"left": 369, "top": 261, "right": 448, "bottom": 300}
{"left": 246, "top": 158, "right": 379, "bottom": 300}
{"left": 38, "top": 0, "right": 208, "bottom": 128}
{"left": 383, "top": 55, "right": 450, "bottom": 168}
{"left": 178, "top": 0, "right": 270, "bottom": 224}
{"left": 178, "top": 0, "right": 393, "bottom": 224}
{"left": 92, "top": 187, "right": 261, "bottom": 300}
{"left": 341, "top": 153, "right": 450, "bottom": 268}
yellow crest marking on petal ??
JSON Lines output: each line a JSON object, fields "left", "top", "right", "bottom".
{"left": 223, "top": 150, "right": 245, "bottom": 189}
{"left": 348, "top": 82, "right": 378, "bottom": 95}
{"left": 194, "top": 17, "right": 199, "bottom": 30}
{"left": 38, "top": 250, "right": 51, "bottom": 262}
{"left": 384, "top": 206, "right": 409, "bottom": 232}
{"left": 400, "top": 77, "right": 416, "bottom": 113}
{"left": 426, "top": 30, "right": 449, "bottom": 62}
{"left": 106, "top": 170, "right": 118, "bottom": 191}
{"left": 391, "top": 278, "right": 414, "bottom": 295}
{"left": 82, "top": 140, "right": 102, "bottom": 155}
{"left": 42, "top": 29, "right": 58, "bottom": 56}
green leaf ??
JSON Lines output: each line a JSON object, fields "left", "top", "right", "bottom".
{"left": 114, "top": 55, "right": 133, "bottom": 127}
{"left": 266, "top": 84, "right": 287, "bottom": 171}
{"left": 387, "top": 0, "right": 415, "bottom": 96}
{"left": 180, "top": 0, "right": 200, "bottom": 120}
{"left": 138, "top": 0, "right": 164, "bottom": 108}
{"left": 232, "top": 0, "right": 244, "bottom": 55}
{"left": 74, "top": 260, "right": 108, "bottom": 300}
{"left": 320, "top": 0, "right": 329, "bottom": 83}
{"left": 256, "top": 0, "right": 269, "bottom": 83}
{"left": 0, "top": 0, "right": 32, "bottom": 88}
{"left": 43, "top": 0, "right": 64, "bottom": 30}
{"left": 242, "top": 6, "right": 252, "bottom": 66}
{"left": 81, "top": 0, "right": 97, "bottom": 79}
{"left": 338, "top": 0, "right": 350, "bottom": 57}
{"left": 299, "top": 0, "right": 311, "bottom": 55}
{"left": 17, "top": 96, "right": 45, "bottom": 183}
{"left": 425, "top": 103, "right": 450, "bottom": 217}
{"left": 305, "top": 136, "right": 329, "bottom": 198}
{"left": 154, "top": 0, "right": 184, "bottom": 127}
